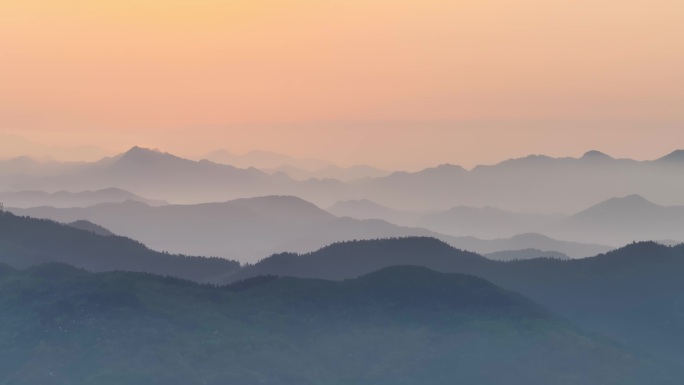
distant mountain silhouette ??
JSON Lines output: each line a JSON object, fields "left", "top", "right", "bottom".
{"left": 357, "top": 150, "right": 684, "bottom": 212}
{"left": 0, "top": 133, "right": 109, "bottom": 162}
{"left": 447, "top": 233, "right": 611, "bottom": 258}
{"left": 0, "top": 156, "right": 88, "bottom": 177}
{"left": 0, "top": 187, "right": 166, "bottom": 208}
{"left": 483, "top": 248, "right": 569, "bottom": 261}
{"left": 205, "top": 148, "right": 333, "bottom": 170}
{"left": 418, "top": 206, "right": 563, "bottom": 239}
{"left": 328, "top": 199, "right": 418, "bottom": 224}
{"left": 9, "top": 196, "right": 446, "bottom": 262}
{"left": 5, "top": 147, "right": 684, "bottom": 213}
{"left": 208, "top": 150, "right": 391, "bottom": 182}
{"left": 546, "top": 195, "right": 684, "bottom": 245}
{"left": 222, "top": 237, "right": 684, "bottom": 364}
{"left": 580, "top": 150, "right": 614, "bottom": 161}
{"left": 328, "top": 200, "right": 571, "bottom": 239}
{"left": 331, "top": 194, "right": 684, "bottom": 248}
{"left": 10, "top": 196, "right": 610, "bottom": 262}
{"left": 657, "top": 149, "right": 684, "bottom": 162}
{"left": 0, "top": 263, "right": 674, "bottom": 384}
{"left": 269, "top": 164, "right": 391, "bottom": 182}
{"left": 1, "top": 147, "right": 283, "bottom": 203}
{"left": 0, "top": 212, "right": 239, "bottom": 281}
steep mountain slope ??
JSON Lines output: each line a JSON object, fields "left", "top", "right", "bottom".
{"left": 0, "top": 264, "right": 672, "bottom": 385}
{"left": 0, "top": 212, "right": 239, "bottom": 282}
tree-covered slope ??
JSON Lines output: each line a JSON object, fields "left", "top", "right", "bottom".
{"left": 226, "top": 238, "right": 684, "bottom": 365}
{"left": 0, "top": 212, "right": 239, "bottom": 282}
{"left": 0, "top": 264, "right": 672, "bottom": 385}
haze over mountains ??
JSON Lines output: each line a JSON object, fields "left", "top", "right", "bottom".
{"left": 0, "top": 188, "right": 166, "bottom": 208}
{"left": 3, "top": 214, "right": 683, "bottom": 382}
{"left": 9, "top": 195, "right": 612, "bottom": 262}
{"left": 225, "top": 237, "right": 684, "bottom": 365}
{"left": 3, "top": 146, "right": 684, "bottom": 213}
{"left": 4, "top": 146, "right": 684, "bottom": 261}
{"left": 0, "top": 212, "right": 240, "bottom": 281}
{"left": 2, "top": 144, "right": 684, "bottom": 383}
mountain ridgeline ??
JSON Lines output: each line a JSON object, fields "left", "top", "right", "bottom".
{"left": 0, "top": 211, "right": 239, "bottom": 282}
{"left": 226, "top": 237, "right": 684, "bottom": 366}
{"left": 3, "top": 146, "right": 684, "bottom": 213}
{"left": 0, "top": 263, "right": 675, "bottom": 385}
{"left": 9, "top": 195, "right": 613, "bottom": 261}
{"left": 3, "top": 146, "right": 684, "bottom": 384}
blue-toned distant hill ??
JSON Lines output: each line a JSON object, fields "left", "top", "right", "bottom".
{"left": 224, "top": 237, "right": 684, "bottom": 365}
{"left": 0, "top": 212, "right": 239, "bottom": 282}
{"left": 0, "top": 264, "right": 674, "bottom": 385}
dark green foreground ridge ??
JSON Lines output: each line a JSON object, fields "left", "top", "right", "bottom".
{"left": 0, "top": 264, "right": 674, "bottom": 385}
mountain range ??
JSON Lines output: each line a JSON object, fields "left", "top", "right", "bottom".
{"left": 223, "top": 237, "right": 684, "bottom": 365}
{"left": 8, "top": 196, "right": 612, "bottom": 261}
{"left": 0, "top": 188, "right": 166, "bottom": 208}
{"left": 331, "top": 195, "right": 684, "bottom": 246}
{"left": 0, "top": 263, "right": 675, "bottom": 385}
{"left": 3, "top": 147, "right": 684, "bottom": 214}
{"left": 0, "top": 211, "right": 239, "bottom": 282}
{"left": 2, "top": 210, "right": 684, "bottom": 379}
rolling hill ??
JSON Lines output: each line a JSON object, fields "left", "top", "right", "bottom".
{"left": 0, "top": 263, "right": 672, "bottom": 385}
{"left": 223, "top": 237, "right": 684, "bottom": 364}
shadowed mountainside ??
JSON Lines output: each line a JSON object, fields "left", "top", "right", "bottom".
{"left": 224, "top": 237, "right": 684, "bottom": 364}
{"left": 0, "top": 263, "right": 674, "bottom": 385}
{"left": 0, "top": 212, "right": 239, "bottom": 282}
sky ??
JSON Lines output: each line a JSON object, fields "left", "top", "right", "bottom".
{"left": 1, "top": 0, "right": 683, "bottom": 168}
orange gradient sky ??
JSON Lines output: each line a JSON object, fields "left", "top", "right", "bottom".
{"left": 1, "top": 0, "right": 683, "bottom": 168}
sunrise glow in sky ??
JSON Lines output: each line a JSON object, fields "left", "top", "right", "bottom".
{"left": 1, "top": 0, "right": 683, "bottom": 168}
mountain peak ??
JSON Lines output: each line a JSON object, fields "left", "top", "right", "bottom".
{"left": 118, "top": 146, "right": 160, "bottom": 160}
{"left": 657, "top": 149, "right": 684, "bottom": 162}
{"left": 113, "top": 147, "right": 190, "bottom": 168}
{"left": 605, "top": 194, "right": 653, "bottom": 206}
{"left": 581, "top": 150, "right": 613, "bottom": 160}
{"left": 574, "top": 195, "right": 661, "bottom": 219}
